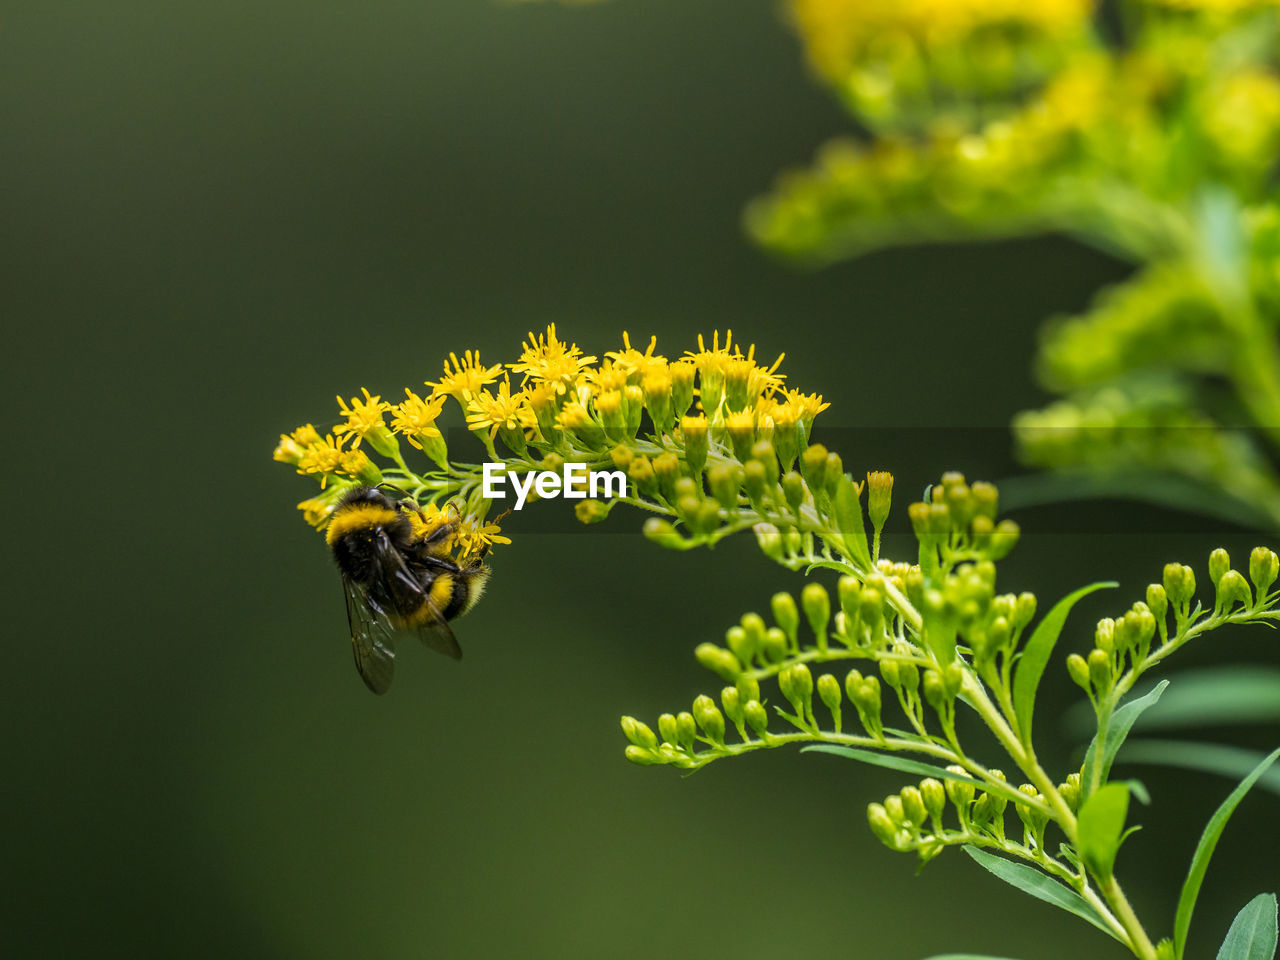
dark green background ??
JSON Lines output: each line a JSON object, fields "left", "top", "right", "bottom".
{"left": 6, "top": 1, "right": 1277, "bottom": 957}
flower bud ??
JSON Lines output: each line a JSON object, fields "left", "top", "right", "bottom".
{"left": 988, "top": 519, "right": 1021, "bottom": 560}
{"left": 736, "top": 675, "right": 760, "bottom": 704}
{"left": 900, "top": 786, "right": 927, "bottom": 827}
{"left": 620, "top": 716, "right": 658, "bottom": 749}
{"left": 676, "top": 712, "right": 697, "bottom": 750}
{"left": 720, "top": 686, "right": 744, "bottom": 726}
{"left": 867, "top": 802, "right": 899, "bottom": 848}
{"left": 921, "top": 778, "right": 946, "bottom": 824}
{"left": 1163, "top": 562, "right": 1196, "bottom": 609}
{"left": 625, "top": 745, "right": 660, "bottom": 765}
{"left": 800, "top": 443, "right": 828, "bottom": 491}
{"left": 762, "top": 627, "right": 788, "bottom": 663}
{"left": 802, "top": 582, "right": 831, "bottom": 649}
{"left": 628, "top": 454, "right": 658, "bottom": 497}
{"left": 1015, "top": 784, "right": 1048, "bottom": 835}
{"left": 692, "top": 694, "right": 726, "bottom": 745}
{"left": 1209, "top": 548, "right": 1231, "bottom": 588}
{"left": 859, "top": 587, "right": 885, "bottom": 630}
{"left": 1012, "top": 592, "right": 1037, "bottom": 631}
{"left": 783, "top": 663, "right": 814, "bottom": 717}
{"left": 1066, "top": 653, "right": 1091, "bottom": 691}
{"left": 1250, "top": 547, "right": 1279, "bottom": 597}
{"left": 823, "top": 452, "right": 843, "bottom": 496}
{"left": 643, "top": 517, "right": 684, "bottom": 549}
{"left": 1146, "top": 583, "right": 1168, "bottom": 635}
{"left": 694, "top": 642, "right": 741, "bottom": 680}
{"left": 945, "top": 765, "right": 975, "bottom": 809}
{"left": 740, "top": 612, "right": 769, "bottom": 658}
{"left": 838, "top": 575, "right": 861, "bottom": 620}
{"left": 610, "top": 445, "right": 634, "bottom": 472}
{"left": 724, "top": 626, "right": 752, "bottom": 666}
{"left": 770, "top": 593, "right": 799, "bottom": 645}
{"left": 652, "top": 452, "right": 681, "bottom": 499}
{"left": 669, "top": 360, "right": 696, "bottom": 418}
{"left": 880, "top": 659, "right": 901, "bottom": 689}
{"left": 725, "top": 411, "right": 756, "bottom": 462}
{"left": 1059, "top": 775, "right": 1080, "bottom": 814}
{"left": 1095, "top": 618, "right": 1116, "bottom": 654}
{"left": 817, "top": 673, "right": 842, "bottom": 729}
{"left": 744, "top": 699, "right": 769, "bottom": 737}
{"left": 971, "top": 481, "right": 998, "bottom": 520}
{"left": 849, "top": 673, "right": 883, "bottom": 737}
{"left": 753, "top": 522, "right": 784, "bottom": 561}
{"left": 708, "top": 462, "right": 741, "bottom": 510}
{"left": 751, "top": 440, "right": 779, "bottom": 484}
{"left": 574, "top": 499, "right": 611, "bottom": 524}
{"left": 1216, "top": 569, "right": 1252, "bottom": 611}
{"left": 1087, "top": 648, "right": 1112, "bottom": 692}
{"left": 883, "top": 794, "right": 906, "bottom": 825}
{"left": 658, "top": 713, "right": 679, "bottom": 745}
{"left": 867, "top": 471, "right": 893, "bottom": 534}
{"left": 781, "top": 471, "right": 805, "bottom": 513}
{"left": 743, "top": 459, "right": 768, "bottom": 504}
{"left": 922, "top": 670, "right": 947, "bottom": 711}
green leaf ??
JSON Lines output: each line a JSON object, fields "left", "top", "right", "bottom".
{"left": 962, "top": 846, "right": 1124, "bottom": 942}
{"left": 1175, "top": 747, "right": 1280, "bottom": 960}
{"left": 1080, "top": 680, "right": 1170, "bottom": 802}
{"left": 1217, "top": 894, "right": 1278, "bottom": 960}
{"left": 1126, "top": 668, "right": 1280, "bottom": 731}
{"left": 1064, "top": 669, "right": 1280, "bottom": 740}
{"left": 998, "top": 471, "right": 1280, "bottom": 534}
{"left": 1118, "top": 740, "right": 1280, "bottom": 798}
{"left": 1077, "top": 783, "right": 1130, "bottom": 878}
{"left": 802, "top": 744, "right": 979, "bottom": 786}
{"left": 832, "top": 475, "right": 871, "bottom": 568}
{"left": 1013, "top": 580, "right": 1116, "bottom": 745}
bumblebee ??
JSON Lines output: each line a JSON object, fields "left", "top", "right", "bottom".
{"left": 325, "top": 485, "right": 490, "bottom": 694}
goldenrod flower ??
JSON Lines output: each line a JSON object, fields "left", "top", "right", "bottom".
{"left": 297, "top": 496, "right": 336, "bottom": 528}
{"left": 457, "top": 516, "right": 512, "bottom": 559}
{"left": 274, "top": 423, "right": 322, "bottom": 465}
{"left": 428, "top": 350, "right": 504, "bottom": 402}
{"left": 509, "top": 323, "right": 597, "bottom": 394}
{"left": 583, "top": 358, "right": 631, "bottom": 394}
{"left": 296, "top": 433, "right": 349, "bottom": 484}
{"left": 606, "top": 332, "right": 668, "bottom": 381}
{"left": 391, "top": 389, "right": 446, "bottom": 443}
{"left": 465, "top": 377, "right": 536, "bottom": 440}
{"left": 782, "top": 388, "right": 831, "bottom": 426}
{"left": 334, "top": 388, "right": 391, "bottom": 446}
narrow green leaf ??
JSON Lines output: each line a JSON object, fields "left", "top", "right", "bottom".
{"left": 1062, "top": 669, "right": 1280, "bottom": 740}
{"left": 833, "top": 476, "right": 871, "bottom": 568}
{"left": 1217, "top": 894, "right": 1278, "bottom": 960}
{"left": 1175, "top": 747, "right": 1280, "bottom": 960}
{"left": 802, "top": 744, "right": 979, "bottom": 785}
{"left": 1013, "top": 581, "right": 1116, "bottom": 745}
{"left": 962, "top": 846, "right": 1124, "bottom": 942}
{"left": 1080, "top": 680, "right": 1169, "bottom": 802}
{"left": 1119, "top": 740, "right": 1280, "bottom": 798}
{"left": 1126, "top": 668, "right": 1280, "bottom": 731}
{"left": 1078, "top": 783, "right": 1130, "bottom": 878}
{"left": 998, "top": 471, "right": 1280, "bottom": 534}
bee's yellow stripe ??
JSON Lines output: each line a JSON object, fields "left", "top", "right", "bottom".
{"left": 325, "top": 504, "right": 398, "bottom": 545}
{"left": 427, "top": 573, "right": 455, "bottom": 615}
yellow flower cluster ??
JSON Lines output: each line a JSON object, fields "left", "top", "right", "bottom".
{"left": 274, "top": 327, "right": 832, "bottom": 541}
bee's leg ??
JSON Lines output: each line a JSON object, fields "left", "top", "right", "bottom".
{"left": 415, "top": 555, "right": 462, "bottom": 574}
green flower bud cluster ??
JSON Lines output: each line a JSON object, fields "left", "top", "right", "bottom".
{"left": 909, "top": 472, "right": 1019, "bottom": 566}
{"left": 1069, "top": 546, "right": 1280, "bottom": 700}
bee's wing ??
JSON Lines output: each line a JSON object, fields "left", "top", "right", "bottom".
{"left": 342, "top": 575, "right": 397, "bottom": 695}
{"left": 381, "top": 549, "right": 464, "bottom": 662}
{"left": 411, "top": 602, "right": 463, "bottom": 661}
